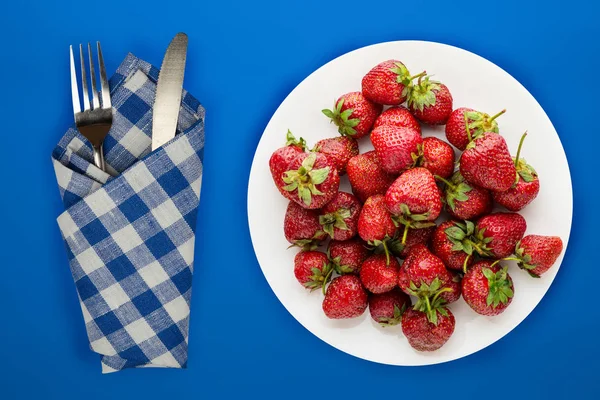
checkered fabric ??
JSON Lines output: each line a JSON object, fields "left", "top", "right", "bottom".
{"left": 52, "top": 53, "right": 205, "bottom": 373}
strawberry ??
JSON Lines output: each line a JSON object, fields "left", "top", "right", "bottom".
{"left": 437, "top": 171, "right": 493, "bottom": 221}
{"left": 493, "top": 132, "right": 540, "bottom": 211}
{"left": 346, "top": 151, "right": 397, "bottom": 203}
{"left": 313, "top": 136, "right": 359, "bottom": 175}
{"left": 328, "top": 238, "right": 371, "bottom": 275}
{"left": 460, "top": 132, "right": 517, "bottom": 192}
{"left": 361, "top": 60, "right": 415, "bottom": 105}
{"left": 368, "top": 288, "right": 411, "bottom": 327}
{"left": 372, "top": 106, "right": 421, "bottom": 134}
{"left": 371, "top": 125, "right": 422, "bottom": 174}
{"left": 282, "top": 152, "right": 340, "bottom": 209}
{"left": 441, "top": 271, "right": 462, "bottom": 304}
{"left": 357, "top": 195, "right": 398, "bottom": 262}
{"left": 360, "top": 254, "right": 400, "bottom": 294}
{"left": 319, "top": 191, "right": 361, "bottom": 241}
{"left": 393, "top": 225, "right": 436, "bottom": 258}
{"left": 445, "top": 108, "right": 505, "bottom": 150}
{"left": 284, "top": 201, "right": 327, "bottom": 250}
{"left": 384, "top": 168, "right": 441, "bottom": 244}
{"left": 431, "top": 220, "right": 475, "bottom": 272}
{"left": 398, "top": 244, "right": 452, "bottom": 298}
{"left": 462, "top": 260, "right": 514, "bottom": 316}
{"left": 294, "top": 251, "right": 332, "bottom": 292}
{"left": 269, "top": 130, "right": 306, "bottom": 196}
{"left": 515, "top": 235, "right": 563, "bottom": 277}
{"left": 407, "top": 75, "right": 453, "bottom": 125}
{"left": 412, "top": 137, "right": 455, "bottom": 179}
{"left": 474, "top": 212, "right": 527, "bottom": 259}
{"left": 322, "top": 92, "right": 383, "bottom": 138}
{"left": 322, "top": 275, "right": 368, "bottom": 319}
{"left": 401, "top": 307, "right": 455, "bottom": 352}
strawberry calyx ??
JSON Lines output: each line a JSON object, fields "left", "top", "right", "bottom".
{"left": 482, "top": 266, "right": 514, "bottom": 307}
{"left": 392, "top": 204, "right": 436, "bottom": 245}
{"left": 410, "top": 143, "right": 424, "bottom": 168}
{"left": 368, "top": 235, "right": 395, "bottom": 265}
{"left": 436, "top": 172, "right": 472, "bottom": 211}
{"left": 514, "top": 241, "right": 540, "bottom": 278}
{"left": 512, "top": 131, "right": 538, "bottom": 185}
{"left": 329, "top": 254, "right": 353, "bottom": 275}
{"left": 304, "top": 262, "right": 334, "bottom": 295}
{"left": 378, "top": 303, "right": 407, "bottom": 327}
{"left": 322, "top": 98, "right": 361, "bottom": 137}
{"left": 390, "top": 63, "right": 417, "bottom": 98}
{"left": 464, "top": 109, "right": 506, "bottom": 143}
{"left": 407, "top": 73, "right": 440, "bottom": 112}
{"left": 444, "top": 220, "right": 492, "bottom": 272}
{"left": 285, "top": 129, "right": 307, "bottom": 151}
{"left": 289, "top": 231, "right": 325, "bottom": 251}
{"left": 282, "top": 153, "right": 331, "bottom": 206}
{"left": 319, "top": 208, "right": 351, "bottom": 239}
{"left": 409, "top": 277, "right": 452, "bottom": 325}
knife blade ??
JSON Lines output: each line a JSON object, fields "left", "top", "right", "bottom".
{"left": 152, "top": 32, "right": 188, "bottom": 150}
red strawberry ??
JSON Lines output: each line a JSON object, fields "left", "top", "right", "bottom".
{"left": 269, "top": 130, "right": 306, "bottom": 196}
{"left": 347, "top": 151, "right": 397, "bottom": 203}
{"left": 398, "top": 244, "right": 452, "bottom": 298}
{"left": 493, "top": 132, "right": 540, "bottom": 211}
{"left": 462, "top": 260, "right": 514, "bottom": 316}
{"left": 282, "top": 152, "right": 340, "bottom": 209}
{"left": 431, "top": 220, "right": 474, "bottom": 272}
{"left": 284, "top": 201, "right": 327, "bottom": 250}
{"left": 437, "top": 171, "right": 493, "bottom": 220}
{"left": 412, "top": 137, "right": 455, "bottom": 179}
{"left": 445, "top": 108, "right": 505, "bottom": 150}
{"left": 371, "top": 125, "right": 422, "bottom": 174}
{"left": 515, "top": 235, "right": 563, "bottom": 277}
{"left": 394, "top": 225, "right": 436, "bottom": 258}
{"left": 384, "top": 168, "right": 441, "bottom": 244}
{"left": 319, "top": 191, "right": 361, "bottom": 241}
{"left": 293, "top": 251, "right": 332, "bottom": 291}
{"left": 328, "top": 238, "right": 371, "bottom": 274}
{"left": 357, "top": 195, "right": 398, "bottom": 261}
{"left": 322, "top": 92, "right": 383, "bottom": 138}
{"left": 360, "top": 254, "right": 400, "bottom": 294}
{"left": 401, "top": 307, "right": 455, "bottom": 352}
{"left": 460, "top": 132, "right": 517, "bottom": 192}
{"left": 361, "top": 60, "right": 414, "bottom": 105}
{"left": 474, "top": 212, "right": 527, "bottom": 259}
{"left": 440, "top": 271, "right": 462, "bottom": 304}
{"left": 407, "top": 76, "right": 453, "bottom": 125}
{"left": 313, "top": 136, "right": 359, "bottom": 175}
{"left": 372, "top": 106, "right": 421, "bottom": 134}
{"left": 368, "top": 288, "right": 411, "bottom": 327}
{"left": 322, "top": 275, "right": 368, "bottom": 319}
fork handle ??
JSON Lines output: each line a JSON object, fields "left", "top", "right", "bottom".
{"left": 93, "top": 145, "right": 105, "bottom": 171}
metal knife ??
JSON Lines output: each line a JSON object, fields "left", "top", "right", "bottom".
{"left": 152, "top": 32, "right": 188, "bottom": 150}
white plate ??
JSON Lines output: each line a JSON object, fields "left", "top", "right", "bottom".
{"left": 247, "top": 41, "right": 572, "bottom": 366}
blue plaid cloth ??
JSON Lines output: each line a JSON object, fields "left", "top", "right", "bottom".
{"left": 52, "top": 53, "right": 205, "bottom": 373}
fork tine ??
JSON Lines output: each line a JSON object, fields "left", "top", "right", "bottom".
{"left": 69, "top": 46, "right": 81, "bottom": 115}
{"left": 79, "top": 44, "right": 90, "bottom": 111}
{"left": 88, "top": 43, "right": 100, "bottom": 110}
{"left": 97, "top": 42, "right": 111, "bottom": 109}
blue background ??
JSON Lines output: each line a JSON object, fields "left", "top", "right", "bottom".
{"left": 1, "top": 0, "right": 597, "bottom": 398}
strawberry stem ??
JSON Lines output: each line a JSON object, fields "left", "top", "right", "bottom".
{"left": 424, "top": 294, "right": 432, "bottom": 314}
{"left": 464, "top": 113, "right": 472, "bottom": 142}
{"left": 432, "top": 287, "right": 453, "bottom": 304}
{"left": 463, "top": 253, "right": 471, "bottom": 273}
{"left": 321, "top": 267, "right": 334, "bottom": 295}
{"left": 410, "top": 71, "right": 427, "bottom": 81}
{"left": 434, "top": 175, "right": 455, "bottom": 190}
{"left": 401, "top": 224, "right": 410, "bottom": 245}
{"left": 489, "top": 109, "right": 506, "bottom": 122}
{"left": 514, "top": 131, "right": 528, "bottom": 167}
{"left": 382, "top": 240, "right": 391, "bottom": 266}
{"left": 490, "top": 257, "right": 521, "bottom": 268}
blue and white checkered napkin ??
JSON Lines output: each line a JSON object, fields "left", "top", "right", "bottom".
{"left": 52, "top": 53, "right": 205, "bottom": 373}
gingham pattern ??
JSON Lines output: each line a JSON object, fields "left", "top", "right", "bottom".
{"left": 53, "top": 53, "right": 205, "bottom": 373}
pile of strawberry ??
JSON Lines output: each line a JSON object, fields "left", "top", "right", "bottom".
{"left": 268, "top": 59, "right": 564, "bottom": 352}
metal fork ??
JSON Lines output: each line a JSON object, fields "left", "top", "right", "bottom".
{"left": 70, "top": 42, "right": 113, "bottom": 171}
